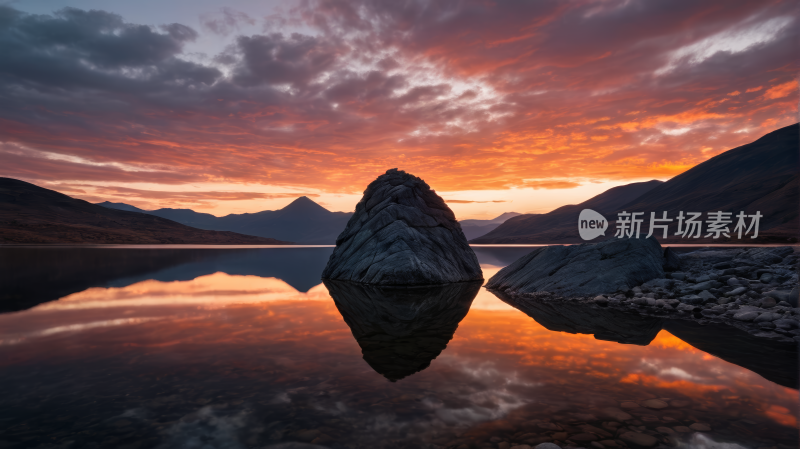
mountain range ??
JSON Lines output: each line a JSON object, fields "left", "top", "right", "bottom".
{"left": 0, "top": 178, "right": 290, "bottom": 245}
{"left": 99, "top": 198, "right": 523, "bottom": 244}
{"left": 99, "top": 196, "right": 353, "bottom": 245}
{"left": 473, "top": 123, "right": 799, "bottom": 244}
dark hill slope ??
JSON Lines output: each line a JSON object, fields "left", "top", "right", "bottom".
{"left": 473, "top": 123, "right": 799, "bottom": 244}
{"left": 0, "top": 178, "right": 291, "bottom": 244}
{"left": 472, "top": 180, "right": 663, "bottom": 243}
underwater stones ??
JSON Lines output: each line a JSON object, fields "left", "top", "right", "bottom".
{"left": 322, "top": 168, "right": 482, "bottom": 285}
{"left": 486, "top": 237, "right": 664, "bottom": 296}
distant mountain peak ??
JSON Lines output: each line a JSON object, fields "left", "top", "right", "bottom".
{"left": 282, "top": 196, "right": 329, "bottom": 213}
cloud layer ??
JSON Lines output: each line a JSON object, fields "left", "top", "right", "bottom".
{"left": 0, "top": 1, "right": 796, "bottom": 199}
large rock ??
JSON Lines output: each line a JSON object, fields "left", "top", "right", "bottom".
{"left": 324, "top": 279, "right": 480, "bottom": 381}
{"left": 486, "top": 237, "right": 665, "bottom": 296}
{"left": 322, "top": 169, "right": 482, "bottom": 285}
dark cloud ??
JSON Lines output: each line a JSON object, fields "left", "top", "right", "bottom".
{"left": 201, "top": 7, "right": 255, "bottom": 37}
{"left": 0, "top": 1, "right": 796, "bottom": 195}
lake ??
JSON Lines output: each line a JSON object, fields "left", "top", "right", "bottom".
{"left": 0, "top": 246, "right": 796, "bottom": 449}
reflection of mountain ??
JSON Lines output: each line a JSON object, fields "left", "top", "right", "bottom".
{"left": 101, "top": 196, "right": 353, "bottom": 245}
{"left": 491, "top": 290, "right": 798, "bottom": 388}
{"left": 325, "top": 280, "right": 480, "bottom": 381}
{"left": 474, "top": 123, "right": 799, "bottom": 244}
{"left": 0, "top": 178, "right": 288, "bottom": 245}
{"left": 663, "top": 320, "right": 798, "bottom": 389}
{"left": 471, "top": 246, "right": 545, "bottom": 267}
{"left": 491, "top": 289, "right": 664, "bottom": 345}
{"left": 0, "top": 247, "right": 334, "bottom": 312}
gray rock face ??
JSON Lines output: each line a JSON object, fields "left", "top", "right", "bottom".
{"left": 322, "top": 169, "right": 482, "bottom": 285}
{"left": 324, "top": 279, "right": 480, "bottom": 381}
{"left": 485, "top": 237, "right": 664, "bottom": 296}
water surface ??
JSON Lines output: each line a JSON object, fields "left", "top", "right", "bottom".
{"left": 0, "top": 247, "right": 796, "bottom": 449}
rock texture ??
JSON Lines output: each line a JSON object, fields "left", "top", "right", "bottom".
{"left": 322, "top": 169, "right": 482, "bottom": 285}
{"left": 324, "top": 279, "right": 480, "bottom": 381}
{"left": 486, "top": 237, "right": 665, "bottom": 296}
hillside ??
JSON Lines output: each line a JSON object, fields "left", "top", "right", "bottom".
{"left": 459, "top": 212, "right": 522, "bottom": 240}
{"left": 473, "top": 123, "right": 799, "bottom": 244}
{"left": 473, "top": 180, "right": 663, "bottom": 243}
{"left": 0, "top": 178, "right": 291, "bottom": 245}
{"left": 101, "top": 196, "right": 353, "bottom": 244}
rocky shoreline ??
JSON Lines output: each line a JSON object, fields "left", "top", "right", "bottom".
{"left": 489, "top": 246, "right": 800, "bottom": 344}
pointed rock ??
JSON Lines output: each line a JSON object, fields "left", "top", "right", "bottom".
{"left": 322, "top": 168, "right": 482, "bottom": 285}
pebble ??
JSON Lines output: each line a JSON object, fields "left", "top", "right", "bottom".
{"left": 733, "top": 311, "right": 759, "bottom": 321}
{"left": 726, "top": 287, "right": 748, "bottom": 297}
{"left": 754, "top": 312, "right": 782, "bottom": 322}
{"left": 655, "top": 427, "right": 675, "bottom": 435}
{"left": 673, "top": 426, "right": 691, "bottom": 433}
{"left": 511, "top": 445, "right": 532, "bottom": 449}
{"left": 533, "top": 444, "right": 560, "bottom": 449}
{"left": 537, "top": 422, "right": 562, "bottom": 431}
{"left": 569, "top": 433, "right": 598, "bottom": 442}
{"left": 690, "top": 423, "right": 711, "bottom": 432}
{"left": 601, "top": 407, "right": 633, "bottom": 421}
{"left": 620, "top": 401, "right": 639, "bottom": 409}
{"left": 619, "top": 432, "right": 658, "bottom": 447}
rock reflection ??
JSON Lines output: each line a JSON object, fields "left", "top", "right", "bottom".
{"left": 324, "top": 280, "right": 481, "bottom": 381}
{"left": 490, "top": 290, "right": 799, "bottom": 389}
{"left": 664, "top": 320, "right": 799, "bottom": 389}
{"left": 490, "top": 290, "right": 664, "bottom": 345}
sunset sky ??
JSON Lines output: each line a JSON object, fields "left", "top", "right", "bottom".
{"left": 1, "top": 0, "right": 797, "bottom": 219}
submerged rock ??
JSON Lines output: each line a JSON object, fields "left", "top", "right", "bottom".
{"left": 486, "top": 237, "right": 664, "bottom": 296}
{"left": 322, "top": 168, "right": 482, "bottom": 285}
{"left": 324, "top": 279, "right": 480, "bottom": 381}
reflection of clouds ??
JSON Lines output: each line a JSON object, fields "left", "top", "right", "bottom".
{"left": 0, "top": 317, "right": 163, "bottom": 346}
{"left": 33, "top": 274, "right": 330, "bottom": 310}
{"left": 156, "top": 406, "right": 250, "bottom": 449}
{"left": 689, "top": 433, "right": 748, "bottom": 449}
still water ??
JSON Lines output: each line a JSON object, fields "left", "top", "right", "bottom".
{"left": 0, "top": 247, "right": 796, "bottom": 449}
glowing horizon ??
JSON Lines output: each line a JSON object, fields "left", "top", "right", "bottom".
{"left": 0, "top": 1, "right": 796, "bottom": 219}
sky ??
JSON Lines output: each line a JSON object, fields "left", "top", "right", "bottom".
{"left": 0, "top": 0, "right": 797, "bottom": 219}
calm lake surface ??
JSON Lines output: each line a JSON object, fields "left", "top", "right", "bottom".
{"left": 0, "top": 246, "right": 796, "bottom": 449}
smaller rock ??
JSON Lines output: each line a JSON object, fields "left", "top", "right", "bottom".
{"left": 655, "top": 427, "right": 674, "bottom": 435}
{"left": 680, "top": 295, "right": 704, "bottom": 305}
{"left": 601, "top": 407, "right": 633, "bottom": 421}
{"left": 569, "top": 433, "right": 598, "bottom": 442}
{"left": 754, "top": 312, "right": 782, "bottom": 322}
{"left": 669, "top": 399, "right": 691, "bottom": 407}
{"left": 726, "top": 287, "right": 747, "bottom": 297}
{"left": 727, "top": 278, "right": 741, "bottom": 287}
{"left": 733, "top": 311, "right": 759, "bottom": 321}
{"left": 619, "top": 432, "right": 658, "bottom": 448}
{"left": 677, "top": 303, "right": 696, "bottom": 312}
{"left": 759, "top": 297, "right": 778, "bottom": 308}
{"left": 673, "top": 426, "right": 691, "bottom": 433}
{"left": 697, "top": 290, "right": 716, "bottom": 302}
{"left": 774, "top": 319, "right": 799, "bottom": 330}
{"left": 758, "top": 321, "right": 776, "bottom": 329}
{"left": 534, "top": 444, "right": 561, "bottom": 449}
{"left": 689, "top": 423, "right": 711, "bottom": 432}
{"left": 640, "top": 399, "right": 669, "bottom": 409}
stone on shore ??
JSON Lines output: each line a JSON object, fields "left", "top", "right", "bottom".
{"left": 322, "top": 169, "right": 482, "bottom": 285}
{"left": 486, "top": 237, "right": 665, "bottom": 296}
